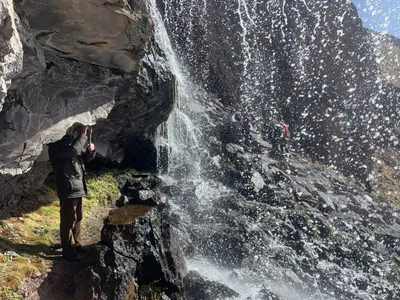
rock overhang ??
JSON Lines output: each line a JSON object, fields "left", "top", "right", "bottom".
{"left": 20, "top": 0, "right": 153, "bottom": 73}
{"left": 0, "top": 0, "right": 174, "bottom": 205}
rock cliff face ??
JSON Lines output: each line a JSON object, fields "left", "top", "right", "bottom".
{"left": 369, "top": 31, "right": 400, "bottom": 146}
{"left": 157, "top": 0, "right": 399, "bottom": 180}
{"left": 370, "top": 31, "right": 400, "bottom": 88}
{"left": 163, "top": 137, "right": 400, "bottom": 299}
{"left": 0, "top": 0, "right": 174, "bottom": 207}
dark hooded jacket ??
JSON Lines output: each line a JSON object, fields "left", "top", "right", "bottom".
{"left": 48, "top": 133, "right": 96, "bottom": 200}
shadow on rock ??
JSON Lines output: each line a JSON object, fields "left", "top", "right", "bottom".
{"left": 34, "top": 203, "right": 187, "bottom": 300}
{"left": 184, "top": 270, "right": 239, "bottom": 300}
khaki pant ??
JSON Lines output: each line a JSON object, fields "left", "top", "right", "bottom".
{"left": 60, "top": 197, "right": 82, "bottom": 250}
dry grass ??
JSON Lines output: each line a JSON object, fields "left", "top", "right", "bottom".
{"left": 0, "top": 191, "right": 58, "bottom": 297}
{"left": 372, "top": 149, "right": 400, "bottom": 205}
{"left": 0, "top": 168, "right": 125, "bottom": 298}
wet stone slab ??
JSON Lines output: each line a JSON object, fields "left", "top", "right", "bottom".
{"left": 107, "top": 204, "right": 153, "bottom": 225}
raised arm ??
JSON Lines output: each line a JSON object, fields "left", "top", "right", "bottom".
{"left": 82, "top": 147, "right": 96, "bottom": 162}
{"left": 49, "top": 134, "right": 88, "bottom": 160}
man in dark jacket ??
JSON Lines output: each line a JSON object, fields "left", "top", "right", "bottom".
{"left": 48, "top": 123, "right": 96, "bottom": 261}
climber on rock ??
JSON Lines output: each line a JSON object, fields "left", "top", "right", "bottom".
{"left": 48, "top": 123, "right": 96, "bottom": 262}
{"left": 267, "top": 119, "right": 289, "bottom": 157}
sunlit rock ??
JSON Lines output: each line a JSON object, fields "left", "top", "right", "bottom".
{"left": 0, "top": 0, "right": 174, "bottom": 206}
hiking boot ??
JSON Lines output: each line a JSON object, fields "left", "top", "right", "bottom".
{"left": 75, "top": 245, "right": 88, "bottom": 253}
{"left": 62, "top": 249, "right": 82, "bottom": 262}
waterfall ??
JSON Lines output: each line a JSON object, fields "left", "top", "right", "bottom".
{"left": 149, "top": 1, "right": 307, "bottom": 298}
{"left": 150, "top": 0, "right": 204, "bottom": 180}
{"left": 149, "top": 0, "right": 399, "bottom": 299}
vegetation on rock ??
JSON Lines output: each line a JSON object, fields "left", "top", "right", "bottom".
{"left": 372, "top": 149, "right": 400, "bottom": 205}
{"left": 0, "top": 168, "right": 125, "bottom": 298}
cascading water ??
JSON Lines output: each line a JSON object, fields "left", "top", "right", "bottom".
{"left": 150, "top": 1, "right": 202, "bottom": 177}
{"left": 157, "top": 0, "right": 395, "bottom": 179}
{"left": 150, "top": 0, "right": 400, "bottom": 299}
{"left": 151, "top": 0, "right": 322, "bottom": 298}
{"left": 150, "top": 0, "right": 274, "bottom": 297}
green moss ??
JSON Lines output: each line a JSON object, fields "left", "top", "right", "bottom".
{"left": 0, "top": 287, "right": 22, "bottom": 300}
{"left": 85, "top": 167, "right": 140, "bottom": 208}
{"left": 305, "top": 220, "right": 320, "bottom": 239}
{"left": 339, "top": 175, "right": 352, "bottom": 183}
{"left": 286, "top": 199, "right": 298, "bottom": 209}
{"left": 394, "top": 125, "right": 400, "bottom": 136}
{"left": 0, "top": 167, "right": 140, "bottom": 297}
{"left": 83, "top": 168, "right": 130, "bottom": 217}
{"left": 0, "top": 192, "right": 58, "bottom": 293}
{"left": 138, "top": 282, "right": 181, "bottom": 300}
{"left": 86, "top": 170, "right": 119, "bottom": 206}
{"left": 373, "top": 150, "right": 400, "bottom": 206}
{"left": 391, "top": 266, "right": 399, "bottom": 277}
{"left": 138, "top": 284, "right": 165, "bottom": 300}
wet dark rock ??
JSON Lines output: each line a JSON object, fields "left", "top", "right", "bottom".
{"left": 258, "top": 287, "right": 282, "bottom": 300}
{"left": 191, "top": 226, "right": 249, "bottom": 268}
{"left": 294, "top": 186, "right": 316, "bottom": 204}
{"left": 317, "top": 191, "right": 337, "bottom": 213}
{"left": 120, "top": 175, "right": 161, "bottom": 195}
{"left": 184, "top": 271, "right": 239, "bottom": 300}
{"left": 161, "top": 185, "right": 185, "bottom": 198}
{"left": 159, "top": 0, "right": 400, "bottom": 182}
{"left": 117, "top": 175, "right": 169, "bottom": 208}
{"left": 177, "top": 139, "right": 400, "bottom": 299}
{"left": 83, "top": 208, "right": 186, "bottom": 300}
{"left": 115, "top": 195, "right": 129, "bottom": 208}
{"left": 272, "top": 171, "right": 291, "bottom": 184}
{"left": 314, "top": 182, "right": 330, "bottom": 193}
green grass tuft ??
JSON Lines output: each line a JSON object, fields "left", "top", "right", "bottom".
{"left": 84, "top": 169, "right": 122, "bottom": 216}
{"left": 0, "top": 167, "right": 139, "bottom": 297}
{"left": 0, "top": 287, "right": 22, "bottom": 300}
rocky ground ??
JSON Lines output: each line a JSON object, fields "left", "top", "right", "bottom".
{"left": 0, "top": 172, "right": 186, "bottom": 300}
{"left": 19, "top": 207, "right": 110, "bottom": 300}
{"left": 1, "top": 135, "right": 400, "bottom": 300}
{"left": 160, "top": 132, "right": 400, "bottom": 300}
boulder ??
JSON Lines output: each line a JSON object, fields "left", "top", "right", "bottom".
{"left": 317, "top": 191, "right": 337, "bottom": 213}
{"left": 184, "top": 271, "right": 239, "bottom": 300}
{"left": 258, "top": 287, "right": 282, "bottom": 300}
{"left": 81, "top": 208, "right": 187, "bottom": 300}
{"left": 118, "top": 174, "right": 168, "bottom": 207}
